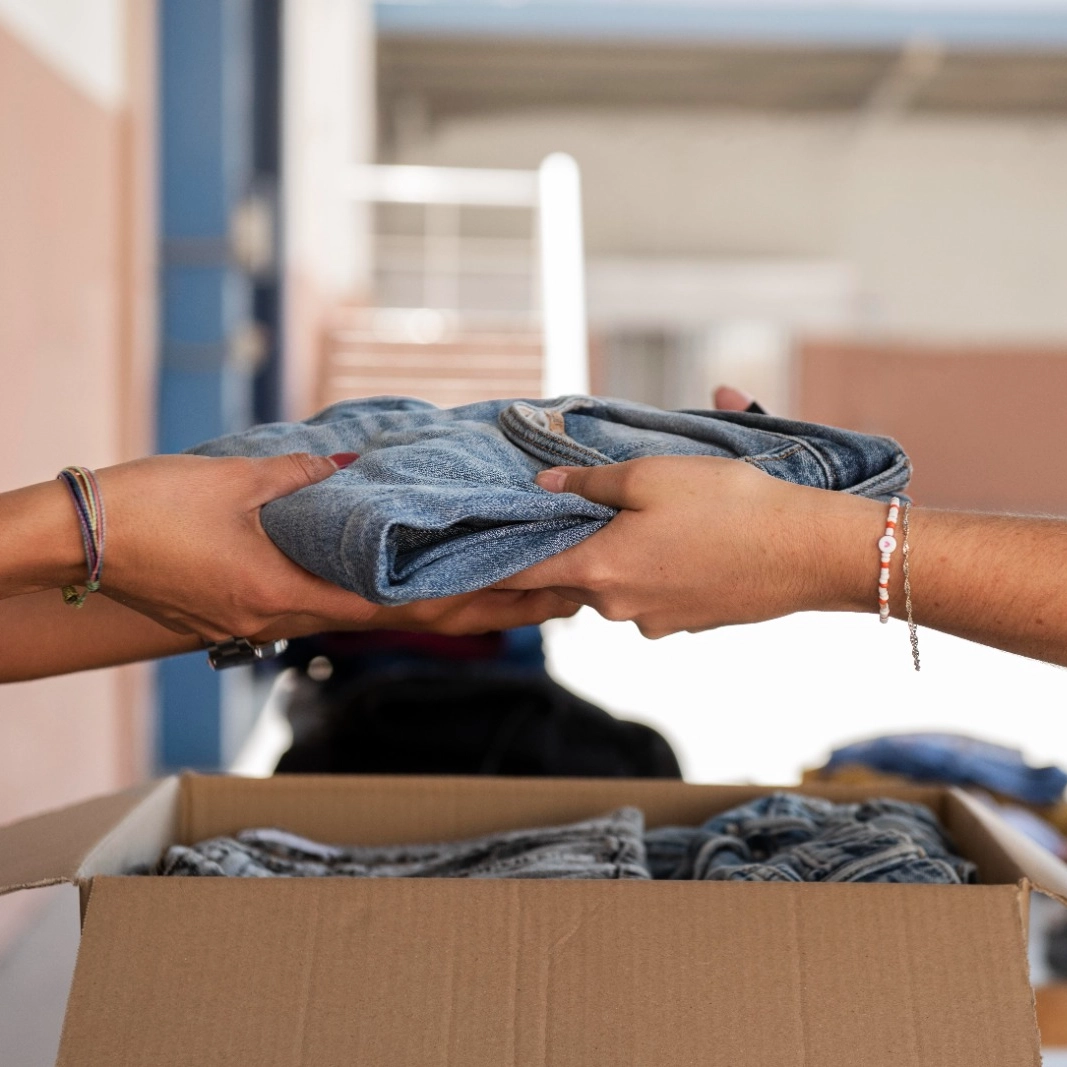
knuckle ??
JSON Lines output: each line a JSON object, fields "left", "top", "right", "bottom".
{"left": 437, "top": 614, "right": 466, "bottom": 636}
{"left": 404, "top": 600, "right": 433, "bottom": 622}
{"left": 613, "top": 463, "right": 643, "bottom": 497}
{"left": 233, "top": 611, "right": 266, "bottom": 636}
{"left": 283, "top": 450, "right": 315, "bottom": 480}
{"left": 578, "top": 557, "right": 615, "bottom": 593}
{"left": 618, "top": 456, "right": 664, "bottom": 493}
{"left": 220, "top": 591, "right": 277, "bottom": 636}
{"left": 597, "top": 599, "right": 633, "bottom": 624}
{"left": 285, "top": 452, "right": 327, "bottom": 484}
{"left": 256, "top": 581, "right": 291, "bottom": 617}
{"left": 241, "top": 574, "right": 280, "bottom": 613}
{"left": 196, "top": 622, "right": 234, "bottom": 644}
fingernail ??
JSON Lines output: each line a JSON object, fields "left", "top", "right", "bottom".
{"left": 329, "top": 452, "right": 360, "bottom": 469}
{"left": 536, "top": 469, "right": 567, "bottom": 493}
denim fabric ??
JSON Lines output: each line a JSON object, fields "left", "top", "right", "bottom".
{"left": 826, "top": 733, "right": 1067, "bottom": 806}
{"left": 146, "top": 793, "right": 974, "bottom": 885}
{"left": 190, "top": 395, "right": 911, "bottom": 603}
{"left": 152, "top": 808, "right": 650, "bottom": 880}
{"left": 643, "top": 793, "right": 976, "bottom": 884}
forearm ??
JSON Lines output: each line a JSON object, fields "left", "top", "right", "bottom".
{"left": 0, "top": 591, "right": 200, "bottom": 682}
{"left": 822, "top": 499, "right": 1067, "bottom": 666}
{"left": 0, "top": 481, "right": 86, "bottom": 599}
{"left": 888, "top": 509, "right": 1067, "bottom": 666}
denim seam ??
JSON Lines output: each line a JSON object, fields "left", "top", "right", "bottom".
{"left": 385, "top": 515, "right": 604, "bottom": 585}
{"left": 766, "top": 433, "right": 836, "bottom": 488}
{"left": 498, "top": 406, "right": 614, "bottom": 467}
{"left": 843, "top": 453, "right": 913, "bottom": 499}
{"left": 740, "top": 444, "right": 806, "bottom": 474}
{"left": 825, "top": 842, "right": 927, "bottom": 882}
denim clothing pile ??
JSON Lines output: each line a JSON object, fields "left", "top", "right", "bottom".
{"left": 824, "top": 733, "right": 1067, "bottom": 807}
{"left": 145, "top": 794, "right": 973, "bottom": 885}
{"left": 190, "top": 395, "right": 911, "bottom": 603}
{"left": 644, "top": 793, "right": 976, "bottom": 884}
{"left": 152, "top": 809, "right": 650, "bottom": 880}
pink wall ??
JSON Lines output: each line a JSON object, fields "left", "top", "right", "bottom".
{"left": 0, "top": 8, "right": 155, "bottom": 949}
{"left": 797, "top": 339, "right": 1067, "bottom": 515}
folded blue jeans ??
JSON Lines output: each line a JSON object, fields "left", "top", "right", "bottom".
{"left": 147, "top": 794, "right": 973, "bottom": 885}
{"left": 643, "top": 793, "right": 976, "bottom": 884}
{"left": 152, "top": 809, "right": 650, "bottom": 880}
{"left": 191, "top": 395, "right": 911, "bottom": 603}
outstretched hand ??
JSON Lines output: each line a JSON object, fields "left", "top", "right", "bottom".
{"left": 495, "top": 456, "right": 884, "bottom": 638}
{"left": 93, "top": 453, "right": 379, "bottom": 642}
{"left": 80, "top": 384, "right": 768, "bottom": 644}
{"left": 0, "top": 451, "right": 578, "bottom": 683}
{"left": 96, "top": 453, "right": 575, "bottom": 644}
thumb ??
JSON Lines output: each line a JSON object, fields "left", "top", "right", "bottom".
{"left": 255, "top": 451, "right": 356, "bottom": 503}
{"left": 712, "top": 384, "right": 754, "bottom": 411}
{"left": 536, "top": 461, "right": 642, "bottom": 509}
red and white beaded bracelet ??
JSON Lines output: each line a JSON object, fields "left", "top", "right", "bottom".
{"left": 877, "top": 496, "right": 901, "bottom": 623}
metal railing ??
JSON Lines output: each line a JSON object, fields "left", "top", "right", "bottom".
{"left": 342, "top": 153, "right": 589, "bottom": 396}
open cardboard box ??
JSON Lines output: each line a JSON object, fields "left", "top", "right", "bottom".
{"left": 2, "top": 772, "right": 1067, "bottom": 1066}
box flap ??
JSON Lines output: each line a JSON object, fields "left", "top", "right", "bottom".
{"left": 58, "top": 877, "right": 1038, "bottom": 1067}
{"left": 946, "top": 789, "right": 1067, "bottom": 900}
{"left": 179, "top": 773, "right": 949, "bottom": 846}
{"left": 0, "top": 777, "right": 179, "bottom": 897}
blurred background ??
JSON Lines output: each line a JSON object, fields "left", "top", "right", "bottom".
{"left": 6, "top": 0, "right": 1067, "bottom": 1058}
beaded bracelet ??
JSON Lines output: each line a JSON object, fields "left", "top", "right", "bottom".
{"left": 876, "top": 495, "right": 922, "bottom": 671}
{"left": 56, "top": 466, "right": 106, "bottom": 608}
{"left": 877, "top": 496, "right": 901, "bottom": 623}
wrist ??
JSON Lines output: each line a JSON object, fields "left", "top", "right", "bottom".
{"left": 0, "top": 480, "right": 89, "bottom": 598}
{"left": 807, "top": 491, "right": 892, "bottom": 614}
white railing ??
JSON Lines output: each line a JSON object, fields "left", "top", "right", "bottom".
{"left": 342, "top": 153, "right": 589, "bottom": 396}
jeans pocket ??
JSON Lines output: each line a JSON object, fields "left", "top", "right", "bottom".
{"left": 498, "top": 400, "right": 614, "bottom": 468}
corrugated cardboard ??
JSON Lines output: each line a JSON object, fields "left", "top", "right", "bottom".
{"left": 0, "top": 774, "right": 1059, "bottom": 1066}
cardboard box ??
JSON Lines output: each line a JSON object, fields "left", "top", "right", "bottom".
{"left": 2, "top": 773, "right": 1066, "bottom": 1066}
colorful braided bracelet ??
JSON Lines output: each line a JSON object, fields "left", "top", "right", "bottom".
{"left": 56, "top": 466, "right": 106, "bottom": 608}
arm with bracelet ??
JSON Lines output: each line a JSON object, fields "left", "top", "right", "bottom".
{"left": 0, "top": 453, "right": 577, "bottom": 683}
{"left": 494, "top": 455, "right": 1067, "bottom": 667}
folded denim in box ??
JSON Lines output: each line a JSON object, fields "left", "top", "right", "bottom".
{"left": 147, "top": 795, "right": 973, "bottom": 885}
{"left": 190, "top": 395, "right": 911, "bottom": 604}
{"left": 644, "top": 793, "right": 976, "bottom": 884}
{"left": 153, "top": 809, "right": 651, "bottom": 880}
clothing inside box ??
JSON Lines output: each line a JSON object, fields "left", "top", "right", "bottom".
{"left": 4, "top": 773, "right": 1058, "bottom": 1067}
{"left": 138, "top": 792, "right": 979, "bottom": 884}
{"left": 4, "top": 776, "right": 1062, "bottom": 1067}
{"left": 88, "top": 774, "right": 1056, "bottom": 892}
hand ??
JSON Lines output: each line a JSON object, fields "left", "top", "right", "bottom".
{"left": 93, "top": 453, "right": 581, "bottom": 645}
{"left": 92, "top": 453, "right": 384, "bottom": 642}
{"left": 495, "top": 456, "right": 884, "bottom": 639}
{"left": 712, "top": 385, "right": 758, "bottom": 412}
{"left": 251, "top": 587, "right": 580, "bottom": 643}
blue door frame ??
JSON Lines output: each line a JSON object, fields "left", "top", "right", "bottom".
{"left": 157, "top": 0, "right": 282, "bottom": 770}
